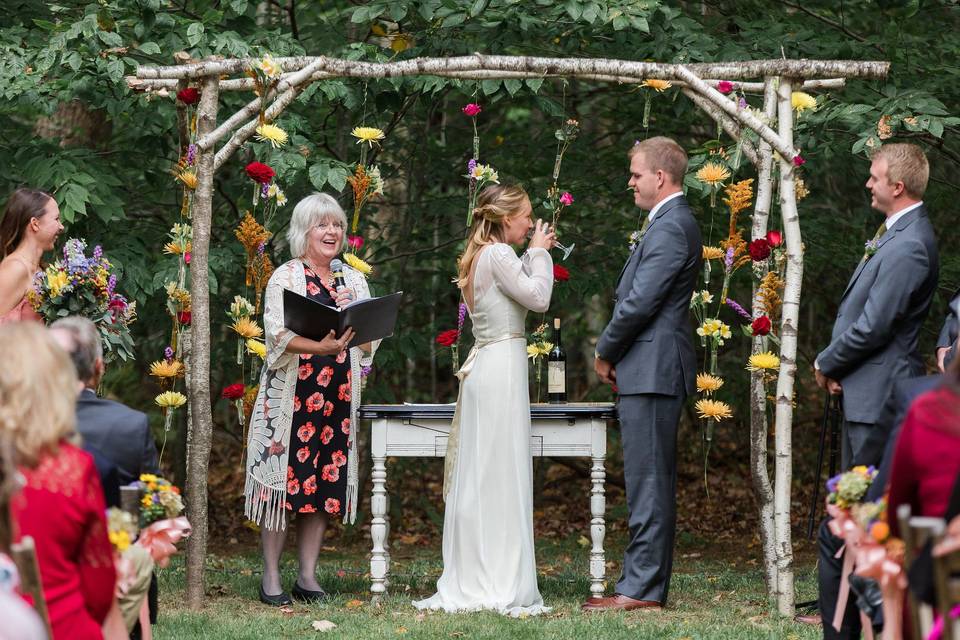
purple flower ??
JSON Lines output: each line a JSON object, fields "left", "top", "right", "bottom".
{"left": 257, "top": 241, "right": 265, "bottom": 256}
{"left": 164, "top": 346, "right": 174, "bottom": 361}
{"left": 724, "top": 247, "right": 735, "bottom": 270}
{"left": 260, "top": 182, "right": 270, "bottom": 198}
{"left": 186, "top": 144, "right": 197, "bottom": 166}
{"left": 738, "top": 97, "right": 748, "bottom": 110}
{"left": 826, "top": 475, "right": 840, "bottom": 494}
{"left": 457, "top": 303, "right": 467, "bottom": 330}
{"left": 93, "top": 245, "right": 103, "bottom": 261}
{"left": 107, "top": 274, "right": 117, "bottom": 295}
{"left": 360, "top": 365, "right": 373, "bottom": 378}
{"left": 467, "top": 158, "right": 477, "bottom": 174}
{"left": 725, "top": 298, "right": 752, "bottom": 320}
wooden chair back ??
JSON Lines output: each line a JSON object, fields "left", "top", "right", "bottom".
{"left": 933, "top": 529, "right": 960, "bottom": 640}
{"left": 898, "top": 504, "right": 945, "bottom": 640}
{"left": 10, "top": 535, "right": 53, "bottom": 638}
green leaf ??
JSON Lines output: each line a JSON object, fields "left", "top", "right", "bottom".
{"left": 308, "top": 162, "right": 329, "bottom": 190}
{"left": 98, "top": 30, "right": 123, "bottom": 47}
{"left": 186, "top": 22, "right": 204, "bottom": 46}
{"left": 525, "top": 78, "right": 544, "bottom": 94}
{"left": 327, "top": 166, "right": 350, "bottom": 192}
{"left": 927, "top": 119, "right": 944, "bottom": 139}
{"left": 481, "top": 79, "right": 500, "bottom": 95}
{"left": 138, "top": 41, "right": 162, "bottom": 55}
{"left": 564, "top": 0, "right": 582, "bottom": 20}
{"left": 504, "top": 79, "right": 522, "bottom": 96}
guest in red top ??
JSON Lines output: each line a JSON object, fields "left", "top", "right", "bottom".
{"left": 888, "top": 355, "right": 960, "bottom": 539}
{"left": 0, "top": 322, "right": 121, "bottom": 639}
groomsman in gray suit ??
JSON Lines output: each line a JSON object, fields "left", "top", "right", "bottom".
{"left": 815, "top": 143, "right": 938, "bottom": 470}
{"left": 936, "top": 288, "right": 959, "bottom": 371}
{"left": 583, "top": 137, "right": 701, "bottom": 612}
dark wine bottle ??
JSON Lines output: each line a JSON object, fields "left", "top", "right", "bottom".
{"left": 548, "top": 317, "right": 567, "bottom": 403}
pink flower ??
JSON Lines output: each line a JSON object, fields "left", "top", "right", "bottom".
{"left": 184, "top": 251, "right": 191, "bottom": 264}
{"left": 462, "top": 103, "right": 482, "bottom": 117}
{"left": 298, "top": 363, "right": 314, "bottom": 380}
{"left": 297, "top": 422, "right": 316, "bottom": 442}
{"left": 306, "top": 392, "right": 324, "bottom": 413}
{"left": 324, "top": 498, "right": 341, "bottom": 514}
{"left": 320, "top": 425, "right": 334, "bottom": 445}
{"left": 793, "top": 154, "right": 806, "bottom": 167}
{"left": 341, "top": 418, "right": 351, "bottom": 435}
{"left": 303, "top": 475, "right": 317, "bottom": 496}
{"left": 296, "top": 446, "right": 310, "bottom": 463}
{"left": 348, "top": 235, "right": 364, "bottom": 250}
{"left": 321, "top": 464, "right": 340, "bottom": 483}
{"left": 559, "top": 192, "right": 574, "bottom": 206}
{"left": 716, "top": 81, "right": 735, "bottom": 94}
{"left": 332, "top": 450, "right": 347, "bottom": 468}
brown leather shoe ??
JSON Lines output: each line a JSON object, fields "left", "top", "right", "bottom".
{"left": 794, "top": 613, "right": 822, "bottom": 626}
{"left": 581, "top": 594, "right": 662, "bottom": 612}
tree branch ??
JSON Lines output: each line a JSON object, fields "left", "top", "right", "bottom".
{"left": 780, "top": 0, "right": 884, "bottom": 54}
{"left": 682, "top": 87, "right": 760, "bottom": 166}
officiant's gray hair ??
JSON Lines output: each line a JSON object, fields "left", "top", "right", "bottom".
{"left": 287, "top": 193, "right": 349, "bottom": 258}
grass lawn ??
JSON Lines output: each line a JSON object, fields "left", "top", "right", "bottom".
{"left": 153, "top": 530, "right": 821, "bottom": 639}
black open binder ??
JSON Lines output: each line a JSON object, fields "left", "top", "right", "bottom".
{"left": 283, "top": 289, "right": 403, "bottom": 348}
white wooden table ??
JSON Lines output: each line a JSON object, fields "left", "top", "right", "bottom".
{"left": 358, "top": 402, "right": 615, "bottom": 598}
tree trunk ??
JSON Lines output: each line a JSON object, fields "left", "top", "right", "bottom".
{"left": 750, "top": 77, "right": 779, "bottom": 601}
{"left": 773, "top": 76, "right": 801, "bottom": 617}
{"left": 185, "top": 74, "right": 220, "bottom": 610}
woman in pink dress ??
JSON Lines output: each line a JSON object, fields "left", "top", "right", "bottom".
{"left": 0, "top": 188, "right": 64, "bottom": 324}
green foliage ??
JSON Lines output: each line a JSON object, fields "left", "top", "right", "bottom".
{"left": 1, "top": 0, "right": 958, "bottom": 433}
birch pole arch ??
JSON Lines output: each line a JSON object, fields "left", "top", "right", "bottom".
{"left": 127, "top": 54, "right": 888, "bottom": 613}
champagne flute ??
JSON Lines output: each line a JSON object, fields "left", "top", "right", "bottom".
{"left": 526, "top": 225, "right": 575, "bottom": 261}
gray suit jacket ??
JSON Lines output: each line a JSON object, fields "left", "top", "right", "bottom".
{"left": 936, "top": 289, "right": 958, "bottom": 366}
{"left": 76, "top": 389, "right": 160, "bottom": 487}
{"left": 597, "top": 195, "right": 702, "bottom": 396}
{"left": 817, "top": 206, "right": 939, "bottom": 424}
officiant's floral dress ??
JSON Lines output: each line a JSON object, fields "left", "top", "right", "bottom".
{"left": 285, "top": 264, "right": 352, "bottom": 517}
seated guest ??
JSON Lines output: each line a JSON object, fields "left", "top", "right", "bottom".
{"left": 48, "top": 316, "right": 159, "bottom": 487}
{"left": 0, "top": 187, "right": 63, "bottom": 325}
{"left": 0, "top": 321, "right": 125, "bottom": 639}
{"left": 936, "top": 289, "right": 959, "bottom": 372}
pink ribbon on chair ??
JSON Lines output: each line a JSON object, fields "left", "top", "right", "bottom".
{"left": 135, "top": 517, "right": 191, "bottom": 568}
{"left": 828, "top": 503, "right": 867, "bottom": 633}
{"left": 854, "top": 542, "right": 906, "bottom": 640}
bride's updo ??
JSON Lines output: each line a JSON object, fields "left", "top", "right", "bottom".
{"left": 456, "top": 184, "right": 529, "bottom": 290}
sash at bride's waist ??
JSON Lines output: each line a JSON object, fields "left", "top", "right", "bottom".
{"left": 456, "top": 333, "right": 526, "bottom": 381}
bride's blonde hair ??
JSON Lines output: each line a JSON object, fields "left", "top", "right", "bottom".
{"left": 456, "top": 184, "right": 529, "bottom": 290}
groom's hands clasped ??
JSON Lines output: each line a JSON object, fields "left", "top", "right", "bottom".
{"left": 595, "top": 355, "right": 616, "bottom": 386}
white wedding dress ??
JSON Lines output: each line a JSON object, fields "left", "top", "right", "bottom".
{"left": 414, "top": 243, "right": 554, "bottom": 617}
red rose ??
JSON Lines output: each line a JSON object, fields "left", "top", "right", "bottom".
{"left": 184, "top": 251, "right": 191, "bottom": 264}
{"left": 462, "top": 103, "right": 482, "bottom": 117}
{"left": 436, "top": 329, "right": 459, "bottom": 347}
{"left": 177, "top": 311, "right": 191, "bottom": 325}
{"left": 221, "top": 383, "right": 245, "bottom": 400}
{"left": 177, "top": 87, "right": 200, "bottom": 105}
{"left": 765, "top": 230, "right": 783, "bottom": 247}
{"left": 245, "top": 161, "right": 275, "bottom": 184}
{"left": 716, "top": 80, "right": 735, "bottom": 94}
{"left": 749, "top": 238, "right": 771, "bottom": 261}
{"left": 553, "top": 264, "right": 570, "bottom": 282}
{"left": 793, "top": 154, "right": 806, "bottom": 167}
{"left": 751, "top": 316, "right": 772, "bottom": 336}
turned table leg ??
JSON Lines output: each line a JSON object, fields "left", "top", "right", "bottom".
{"left": 589, "top": 454, "right": 607, "bottom": 598}
{"left": 370, "top": 417, "right": 389, "bottom": 597}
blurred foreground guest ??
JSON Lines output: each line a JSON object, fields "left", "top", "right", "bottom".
{"left": 0, "top": 188, "right": 63, "bottom": 324}
{"left": 0, "top": 322, "right": 126, "bottom": 639}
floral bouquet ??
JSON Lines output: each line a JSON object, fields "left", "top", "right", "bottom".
{"left": 133, "top": 473, "right": 184, "bottom": 528}
{"left": 107, "top": 507, "right": 138, "bottom": 553}
{"left": 28, "top": 238, "right": 136, "bottom": 362}
{"left": 827, "top": 465, "right": 878, "bottom": 509}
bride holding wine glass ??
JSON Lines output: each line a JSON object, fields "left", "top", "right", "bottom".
{"left": 414, "top": 184, "right": 556, "bottom": 616}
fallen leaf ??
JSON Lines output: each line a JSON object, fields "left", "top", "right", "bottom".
{"left": 279, "top": 606, "right": 295, "bottom": 615}
{"left": 345, "top": 599, "right": 364, "bottom": 609}
{"left": 396, "top": 627, "right": 408, "bottom": 634}
{"left": 577, "top": 535, "right": 590, "bottom": 547}
{"left": 311, "top": 620, "right": 337, "bottom": 632}
{"left": 336, "top": 570, "right": 346, "bottom": 578}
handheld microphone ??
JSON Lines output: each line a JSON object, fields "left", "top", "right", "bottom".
{"left": 330, "top": 258, "right": 347, "bottom": 293}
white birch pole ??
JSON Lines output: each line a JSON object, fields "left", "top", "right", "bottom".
{"left": 185, "top": 73, "right": 219, "bottom": 610}
{"left": 749, "top": 77, "right": 779, "bottom": 601}
{"left": 774, "top": 76, "right": 802, "bottom": 617}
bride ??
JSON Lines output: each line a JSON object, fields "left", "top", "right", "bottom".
{"left": 414, "top": 184, "right": 556, "bottom": 616}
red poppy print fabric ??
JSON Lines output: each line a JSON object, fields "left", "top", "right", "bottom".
{"left": 285, "top": 263, "right": 352, "bottom": 515}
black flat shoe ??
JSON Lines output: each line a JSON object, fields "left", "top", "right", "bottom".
{"left": 291, "top": 581, "right": 327, "bottom": 603}
{"left": 259, "top": 584, "right": 292, "bottom": 606}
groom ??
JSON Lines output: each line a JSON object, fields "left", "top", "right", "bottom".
{"left": 583, "top": 137, "right": 701, "bottom": 612}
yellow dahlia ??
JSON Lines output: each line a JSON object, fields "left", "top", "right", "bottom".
{"left": 246, "top": 339, "right": 267, "bottom": 359}
{"left": 155, "top": 391, "right": 187, "bottom": 409}
{"left": 696, "top": 162, "right": 731, "bottom": 186}
{"left": 791, "top": 91, "right": 817, "bottom": 113}
{"left": 702, "top": 246, "right": 726, "bottom": 261}
{"left": 163, "top": 241, "right": 191, "bottom": 255}
{"left": 257, "top": 54, "right": 282, "bottom": 78}
{"left": 351, "top": 126, "right": 385, "bottom": 147}
{"left": 747, "top": 351, "right": 781, "bottom": 371}
{"left": 640, "top": 79, "right": 672, "bottom": 92}
{"left": 232, "top": 317, "right": 263, "bottom": 339}
{"left": 695, "top": 399, "right": 733, "bottom": 422}
{"left": 47, "top": 270, "right": 69, "bottom": 298}
{"left": 343, "top": 252, "right": 373, "bottom": 276}
{"left": 696, "top": 373, "right": 724, "bottom": 394}
{"left": 149, "top": 359, "right": 185, "bottom": 379}
{"left": 255, "top": 123, "right": 288, "bottom": 148}
{"left": 176, "top": 170, "right": 198, "bottom": 190}
{"left": 527, "top": 342, "right": 553, "bottom": 359}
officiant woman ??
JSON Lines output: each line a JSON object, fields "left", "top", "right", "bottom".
{"left": 243, "top": 193, "right": 379, "bottom": 606}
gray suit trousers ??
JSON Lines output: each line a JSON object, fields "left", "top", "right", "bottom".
{"left": 841, "top": 420, "right": 887, "bottom": 471}
{"left": 615, "top": 393, "right": 683, "bottom": 604}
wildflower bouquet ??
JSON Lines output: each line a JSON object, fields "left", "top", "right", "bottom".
{"left": 29, "top": 238, "right": 136, "bottom": 362}
{"left": 827, "top": 465, "right": 878, "bottom": 509}
{"left": 107, "top": 507, "right": 138, "bottom": 553}
{"left": 133, "top": 474, "right": 184, "bottom": 528}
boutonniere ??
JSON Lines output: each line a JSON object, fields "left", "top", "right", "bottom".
{"left": 863, "top": 238, "right": 879, "bottom": 260}
{"left": 628, "top": 230, "right": 642, "bottom": 251}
